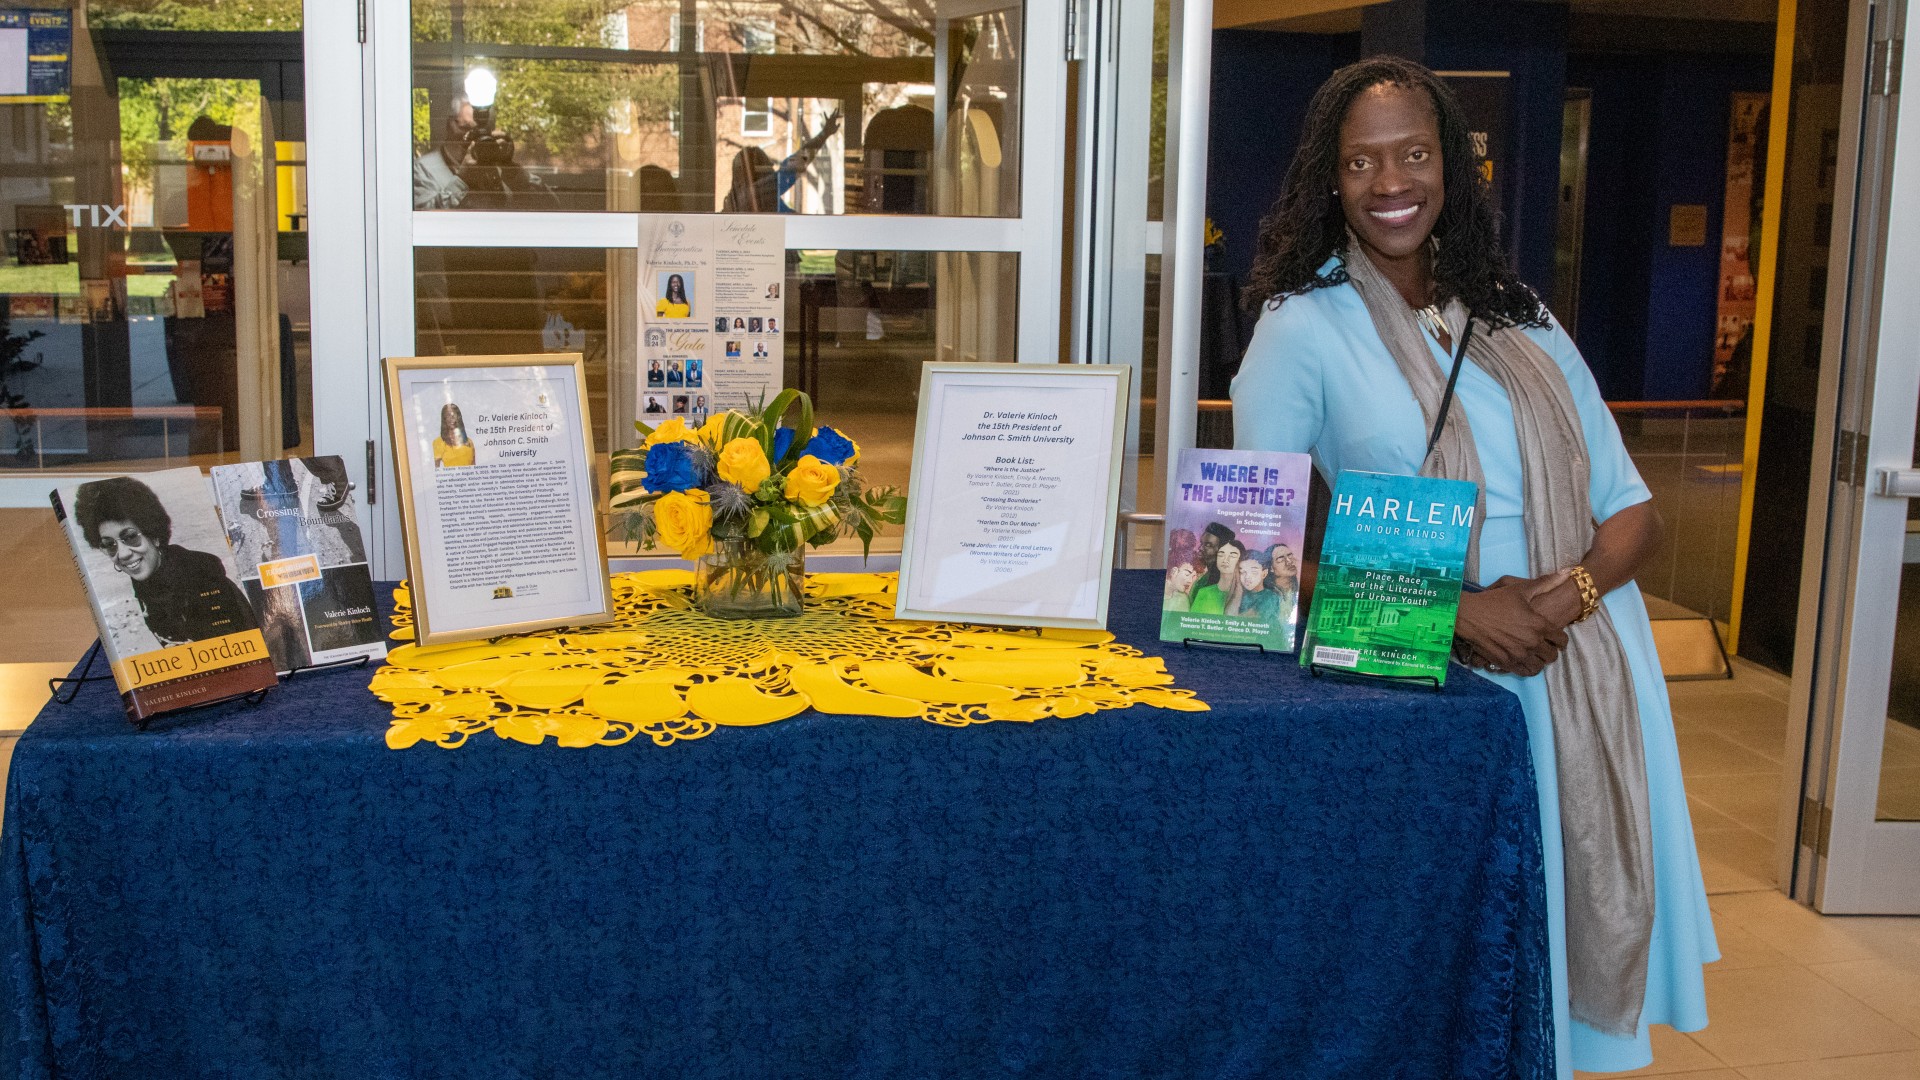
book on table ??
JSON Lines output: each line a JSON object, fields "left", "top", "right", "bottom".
{"left": 50, "top": 467, "right": 277, "bottom": 721}
{"left": 209, "top": 456, "right": 388, "bottom": 675}
{"left": 1158, "top": 448, "right": 1314, "bottom": 652}
{"left": 1300, "top": 470, "right": 1477, "bottom": 684}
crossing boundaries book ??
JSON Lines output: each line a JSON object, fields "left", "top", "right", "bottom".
{"left": 1300, "top": 470, "right": 1478, "bottom": 683}
{"left": 51, "top": 467, "right": 276, "bottom": 721}
{"left": 210, "top": 456, "right": 388, "bottom": 674}
{"left": 1158, "top": 448, "right": 1313, "bottom": 652}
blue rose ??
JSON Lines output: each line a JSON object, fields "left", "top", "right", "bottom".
{"left": 641, "top": 441, "right": 700, "bottom": 492}
{"left": 772, "top": 426, "right": 798, "bottom": 462}
{"left": 806, "top": 426, "right": 858, "bottom": 466}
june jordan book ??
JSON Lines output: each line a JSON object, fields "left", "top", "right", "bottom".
{"left": 51, "top": 468, "right": 276, "bottom": 721}
{"left": 1300, "top": 470, "right": 1478, "bottom": 684}
{"left": 210, "top": 456, "right": 387, "bottom": 674}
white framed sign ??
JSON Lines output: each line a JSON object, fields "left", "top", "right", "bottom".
{"left": 383, "top": 353, "right": 613, "bottom": 645}
{"left": 895, "top": 363, "right": 1131, "bottom": 629}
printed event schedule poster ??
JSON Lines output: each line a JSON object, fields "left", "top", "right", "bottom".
{"left": 897, "top": 365, "right": 1128, "bottom": 628}
{"left": 1159, "top": 448, "right": 1312, "bottom": 652}
{"left": 0, "top": 10, "right": 70, "bottom": 105}
{"left": 1300, "top": 470, "right": 1477, "bottom": 684}
{"left": 639, "top": 215, "right": 784, "bottom": 423}
{"left": 391, "top": 358, "right": 611, "bottom": 642}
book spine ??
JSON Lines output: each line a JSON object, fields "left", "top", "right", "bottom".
{"left": 49, "top": 488, "right": 140, "bottom": 714}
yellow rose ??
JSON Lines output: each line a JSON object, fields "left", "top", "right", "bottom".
{"left": 653, "top": 488, "right": 713, "bottom": 559}
{"left": 643, "top": 417, "right": 692, "bottom": 447}
{"left": 783, "top": 455, "right": 841, "bottom": 507}
{"left": 715, "top": 437, "right": 771, "bottom": 489}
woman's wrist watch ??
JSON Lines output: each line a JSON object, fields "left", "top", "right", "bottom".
{"left": 1568, "top": 564, "right": 1601, "bottom": 622}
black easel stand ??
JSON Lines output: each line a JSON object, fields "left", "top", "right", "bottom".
{"left": 46, "top": 641, "right": 108, "bottom": 704}
{"left": 47, "top": 640, "right": 271, "bottom": 730}
{"left": 280, "top": 654, "right": 372, "bottom": 681}
{"left": 1180, "top": 638, "right": 1269, "bottom": 655}
{"left": 1306, "top": 663, "right": 1443, "bottom": 693}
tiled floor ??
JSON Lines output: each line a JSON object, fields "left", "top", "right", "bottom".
{"left": 1572, "top": 662, "right": 1920, "bottom": 1077}
{"left": 0, "top": 507, "right": 1914, "bottom": 1076}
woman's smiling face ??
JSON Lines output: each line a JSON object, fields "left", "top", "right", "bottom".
{"left": 1336, "top": 82, "right": 1445, "bottom": 268}
{"left": 95, "top": 520, "right": 161, "bottom": 581}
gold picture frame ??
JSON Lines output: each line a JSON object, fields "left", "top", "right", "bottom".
{"left": 382, "top": 353, "right": 613, "bottom": 645}
{"left": 895, "top": 363, "right": 1132, "bottom": 630}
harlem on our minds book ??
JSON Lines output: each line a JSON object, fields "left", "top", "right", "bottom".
{"left": 1159, "top": 448, "right": 1313, "bottom": 652}
{"left": 1300, "top": 470, "right": 1478, "bottom": 684}
{"left": 210, "top": 456, "right": 387, "bottom": 675}
{"left": 50, "top": 467, "right": 277, "bottom": 722}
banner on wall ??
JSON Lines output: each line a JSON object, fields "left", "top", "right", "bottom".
{"left": 1438, "top": 72, "right": 1510, "bottom": 225}
{"left": 638, "top": 216, "right": 785, "bottom": 427}
{"left": 1714, "top": 91, "right": 1768, "bottom": 391}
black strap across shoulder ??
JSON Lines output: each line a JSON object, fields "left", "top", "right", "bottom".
{"left": 1425, "top": 315, "right": 1476, "bottom": 464}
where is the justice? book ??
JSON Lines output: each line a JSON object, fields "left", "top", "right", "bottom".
{"left": 51, "top": 467, "right": 277, "bottom": 721}
{"left": 1159, "top": 448, "right": 1313, "bottom": 652}
{"left": 1300, "top": 470, "right": 1478, "bottom": 684}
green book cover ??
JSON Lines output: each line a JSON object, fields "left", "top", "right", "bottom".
{"left": 1300, "top": 470, "right": 1478, "bottom": 683}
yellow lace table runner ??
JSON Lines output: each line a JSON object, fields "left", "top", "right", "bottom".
{"left": 374, "top": 571, "right": 1208, "bottom": 749}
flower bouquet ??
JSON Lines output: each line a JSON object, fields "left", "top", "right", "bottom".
{"left": 609, "top": 390, "right": 907, "bottom": 618}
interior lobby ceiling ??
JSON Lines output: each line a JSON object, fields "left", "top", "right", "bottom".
{"left": 1216, "top": 0, "right": 1778, "bottom": 34}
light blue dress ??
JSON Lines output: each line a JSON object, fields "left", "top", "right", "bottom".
{"left": 1231, "top": 265, "right": 1718, "bottom": 1076}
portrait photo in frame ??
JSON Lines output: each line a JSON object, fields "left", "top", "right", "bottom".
{"left": 895, "top": 363, "right": 1131, "bottom": 630}
{"left": 383, "top": 353, "right": 613, "bottom": 645}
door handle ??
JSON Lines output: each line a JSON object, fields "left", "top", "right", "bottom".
{"left": 1876, "top": 468, "right": 1920, "bottom": 497}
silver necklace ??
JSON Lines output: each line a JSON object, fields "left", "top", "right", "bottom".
{"left": 1415, "top": 303, "right": 1449, "bottom": 341}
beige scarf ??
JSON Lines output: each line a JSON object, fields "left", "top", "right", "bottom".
{"left": 1344, "top": 242, "right": 1655, "bottom": 1038}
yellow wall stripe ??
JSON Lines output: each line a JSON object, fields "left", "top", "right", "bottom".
{"left": 1727, "top": 0, "right": 1799, "bottom": 653}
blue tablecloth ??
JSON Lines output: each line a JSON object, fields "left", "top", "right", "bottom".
{"left": 3, "top": 571, "right": 1551, "bottom": 1079}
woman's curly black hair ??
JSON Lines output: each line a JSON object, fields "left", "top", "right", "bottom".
{"left": 1242, "top": 56, "right": 1549, "bottom": 329}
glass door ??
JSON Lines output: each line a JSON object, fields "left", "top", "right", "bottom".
{"left": 0, "top": 3, "right": 321, "bottom": 505}
{"left": 361, "top": 0, "right": 1072, "bottom": 576}
{"left": 1789, "top": 0, "right": 1920, "bottom": 913}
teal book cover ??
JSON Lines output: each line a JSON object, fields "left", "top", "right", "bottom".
{"left": 1300, "top": 470, "right": 1478, "bottom": 683}
{"left": 1158, "top": 448, "right": 1313, "bottom": 653}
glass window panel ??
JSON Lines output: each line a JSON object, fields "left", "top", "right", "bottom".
{"left": 409, "top": 0, "right": 1023, "bottom": 215}
{"left": 1876, "top": 421, "right": 1920, "bottom": 821}
{"left": 413, "top": 245, "right": 1017, "bottom": 552}
{"left": 1, "top": 9, "right": 312, "bottom": 474}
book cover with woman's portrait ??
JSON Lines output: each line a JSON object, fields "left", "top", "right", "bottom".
{"left": 51, "top": 468, "right": 277, "bottom": 721}
{"left": 210, "top": 456, "right": 387, "bottom": 675}
{"left": 1159, "top": 448, "right": 1313, "bottom": 653}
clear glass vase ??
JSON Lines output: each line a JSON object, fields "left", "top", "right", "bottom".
{"left": 695, "top": 540, "right": 806, "bottom": 619}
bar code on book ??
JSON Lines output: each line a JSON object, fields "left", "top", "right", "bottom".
{"left": 1312, "top": 645, "right": 1359, "bottom": 668}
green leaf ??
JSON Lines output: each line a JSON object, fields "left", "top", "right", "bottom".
{"left": 747, "top": 508, "right": 770, "bottom": 538}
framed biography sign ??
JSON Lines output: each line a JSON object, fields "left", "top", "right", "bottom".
{"left": 895, "top": 364, "right": 1131, "bottom": 630}
{"left": 383, "top": 353, "right": 613, "bottom": 645}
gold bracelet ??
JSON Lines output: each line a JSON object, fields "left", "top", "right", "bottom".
{"left": 1568, "top": 564, "right": 1601, "bottom": 623}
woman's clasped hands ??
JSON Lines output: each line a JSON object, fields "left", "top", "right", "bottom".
{"left": 1453, "top": 568, "right": 1580, "bottom": 677}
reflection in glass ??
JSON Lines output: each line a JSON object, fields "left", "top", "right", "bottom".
{"left": 413, "top": 245, "right": 1017, "bottom": 551}
{"left": 409, "top": 0, "right": 1023, "bottom": 215}
{"left": 1877, "top": 422, "right": 1920, "bottom": 821}
{"left": 1, "top": 9, "right": 311, "bottom": 472}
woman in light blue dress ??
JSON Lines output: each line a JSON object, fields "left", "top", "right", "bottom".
{"left": 1231, "top": 58, "right": 1716, "bottom": 1075}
